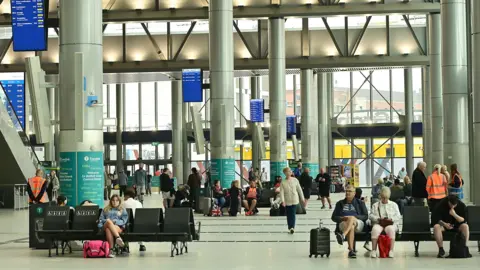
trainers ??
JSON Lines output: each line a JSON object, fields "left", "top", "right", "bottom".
{"left": 388, "top": 251, "right": 394, "bottom": 258}
{"left": 289, "top": 228, "right": 295, "bottom": 234}
{"left": 370, "top": 251, "right": 377, "bottom": 258}
{"left": 335, "top": 233, "right": 344, "bottom": 245}
{"left": 437, "top": 248, "right": 446, "bottom": 258}
{"left": 321, "top": 205, "right": 326, "bottom": 209}
{"left": 108, "top": 249, "right": 116, "bottom": 258}
{"left": 115, "top": 237, "right": 125, "bottom": 248}
{"left": 139, "top": 245, "right": 146, "bottom": 252}
{"left": 348, "top": 250, "right": 357, "bottom": 259}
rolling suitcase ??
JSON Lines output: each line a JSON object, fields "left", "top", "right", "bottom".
{"left": 309, "top": 220, "right": 330, "bottom": 258}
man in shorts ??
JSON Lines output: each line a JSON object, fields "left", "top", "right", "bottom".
{"left": 160, "top": 168, "right": 175, "bottom": 208}
{"left": 331, "top": 185, "right": 368, "bottom": 258}
{"left": 432, "top": 195, "right": 470, "bottom": 258}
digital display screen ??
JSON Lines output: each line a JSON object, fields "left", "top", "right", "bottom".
{"left": 0, "top": 80, "right": 25, "bottom": 129}
{"left": 250, "top": 99, "right": 264, "bottom": 123}
{"left": 182, "top": 69, "right": 203, "bottom": 103}
{"left": 11, "top": 0, "right": 48, "bottom": 52}
{"left": 286, "top": 116, "right": 296, "bottom": 134}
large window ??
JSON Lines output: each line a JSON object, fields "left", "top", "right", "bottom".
{"left": 125, "top": 83, "right": 139, "bottom": 131}
{"left": 141, "top": 82, "right": 155, "bottom": 130}
{"left": 157, "top": 81, "right": 172, "bottom": 130}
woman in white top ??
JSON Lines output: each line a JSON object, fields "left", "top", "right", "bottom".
{"left": 280, "top": 167, "right": 305, "bottom": 234}
{"left": 369, "top": 187, "right": 401, "bottom": 258}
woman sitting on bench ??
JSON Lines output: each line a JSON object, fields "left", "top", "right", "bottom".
{"left": 98, "top": 194, "right": 128, "bottom": 258}
{"left": 369, "top": 187, "right": 401, "bottom": 258}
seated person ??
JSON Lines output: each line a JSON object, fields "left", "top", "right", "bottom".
{"left": 79, "top": 200, "right": 96, "bottom": 206}
{"left": 212, "top": 180, "right": 226, "bottom": 209}
{"left": 123, "top": 188, "right": 146, "bottom": 252}
{"left": 355, "top": 187, "right": 365, "bottom": 201}
{"left": 369, "top": 187, "right": 401, "bottom": 258}
{"left": 57, "top": 195, "right": 74, "bottom": 210}
{"left": 371, "top": 179, "right": 384, "bottom": 206}
{"left": 98, "top": 195, "right": 128, "bottom": 258}
{"left": 390, "top": 179, "right": 407, "bottom": 214}
{"left": 432, "top": 195, "right": 470, "bottom": 258}
{"left": 403, "top": 176, "right": 413, "bottom": 205}
{"left": 331, "top": 185, "right": 368, "bottom": 259}
{"left": 270, "top": 176, "right": 283, "bottom": 209}
{"left": 174, "top": 184, "right": 190, "bottom": 207}
{"left": 243, "top": 179, "right": 260, "bottom": 216}
{"left": 228, "top": 180, "right": 243, "bottom": 216}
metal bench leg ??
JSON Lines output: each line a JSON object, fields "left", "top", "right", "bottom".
{"left": 414, "top": 241, "right": 420, "bottom": 257}
{"left": 48, "top": 240, "right": 52, "bottom": 258}
{"left": 184, "top": 242, "right": 188, "bottom": 253}
{"left": 170, "top": 242, "right": 179, "bottom": 257}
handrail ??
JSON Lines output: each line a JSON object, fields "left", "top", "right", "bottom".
{"left": 0, "top": 82, "right": 40, "bottom": 168}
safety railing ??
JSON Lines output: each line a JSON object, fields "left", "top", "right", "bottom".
{"left": 14, "top": 184, "right": 29, "bottom": 210}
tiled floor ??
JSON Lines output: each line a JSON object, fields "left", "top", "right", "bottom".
{"left": 0, "top": 192, "right": 479, "bottom": 269}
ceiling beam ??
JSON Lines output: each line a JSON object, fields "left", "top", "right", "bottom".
{"left": 0, "top": 3, "right": 440, "bottom": 25}
{"left": 0, "top": 56, "right": 429, "bottom": 74}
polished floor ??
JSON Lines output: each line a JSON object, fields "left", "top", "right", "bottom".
{"left": 0, "top": 192, "right": 479, "bottom": 269}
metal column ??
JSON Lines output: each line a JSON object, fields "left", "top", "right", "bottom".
{"left": 422, "top": 67, "right": 432, "bottom": 170}
{"left": 116, "top": 84, "right": 123, "bottom": 173}
{"left": 429, "top": 13, "right": 444, "bottom": 168}
{"left": 238, "top": 77, "right": 249, "bottom": 128}
{"left": 318, "top": 73, "right": 329, "bottom": 169}
{"left": 182, "top": 103, "right": 190, "bottom": 184}
{"left": 172, "top": 81, "right": 184, "bottom": 184}
{"left": 269, "top": 17, "right": 287, "bottom": 182}
{"left": 300, "top": 69, "right": 319, "bottom": 176}
{"left": 404, "top": 68, "right": 414, "bottom": 176}
{"left": 44, "top": 87, "right": 55, "bottom": 161}
{"left": 250, "top": 76, "right": 261, "bottom": 171}
{"left": 209, "top": 1, "right": 235, "bottom": 188}
{"left": 442, "top": 0, "right": 470, "bottom": 201}
{"left": 471, "top": 0, "right": 480, "bottom": 204}
{"left": 58, "top": 0, "right": 104, "bottom": 206}
{"left": 327, "top": 73, "right": 334, "bottom": 166}
{"left": 293, "top": 75, "right": 298, "bottom": 117}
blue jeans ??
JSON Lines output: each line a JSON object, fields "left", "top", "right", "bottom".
{"left": 286, "top": 205, "right": 297, "bottom": 229}
{"left": 215, "top": 197, "right": 226, "bottom": 208}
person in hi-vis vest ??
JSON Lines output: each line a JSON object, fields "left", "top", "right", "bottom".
{"left": 27, "top": 169, "right": 48, "bottom": 204}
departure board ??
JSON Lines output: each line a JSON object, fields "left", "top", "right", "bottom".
{"left": 0, "top": 80, "right": 25, "bottom": 129}
{"left": 250, "top": 99, "right": 264, "bottom": 123}
{"left": 286, "top": 116, "right": 296, "bottom": 134}
{"left": 182, "top": 69, "right": 203, "bottom": 102}
{"left": 11, "top": 0, "right": 47, "bottom": 52}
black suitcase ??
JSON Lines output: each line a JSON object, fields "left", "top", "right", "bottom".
{"left": 309, "top": 222, "right": 330, "bottom": 258}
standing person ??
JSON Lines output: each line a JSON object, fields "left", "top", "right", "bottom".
{"left": 260, "top": 168, "right": 268, "bottom": 183}
{"left": 48, "top": 170, "right": 60, "bottom": 202}
{"left": 123, "top": 188, "right": 146, "bottom": 252}
{"left": 228, "top": 180, "right": 242, "bottom": 216}
{"left": 160, "top": 168, "right": 175, "bottom": 208}
{"left": 397, "top": 167, "right": 407, "bottom": 180}
{"left": 187, "top": 168, "right": 202, "bottom": 210}
{"left": 299, "top": 167, "right": 312, "bottom": 208}
{"left": 146, "top": 173, "right": 152, "bottom": 196}
{"left": 133, "top": 163, "right": 147, "bottom": 204}
{"left": 118, "top": 170, "right": 128, "bottom": 197}
{"left": 411, "top": 161, "right": 428, "bottom": 206}
{"left": 449, "top": 163, "right": 464, "bottom": 199}
{"left": 98, "top": 194, "right": 128, "bottom": 258}
{"left": 426, "top": 164, "right": 448, "bottom": 212}
{"left": 248, "top": 167, "right": 255, "bottom": 181}
{"left": 280, "top": 167, "right": 305, "bottom": 234}
{"left": 104, "top": 170, "right": 112, "bottom": 200}
{"left": 293, "top": 162, "right": 303, "bottom": 178}
{"left": 441, "top": 165, "right": 450, "bottom": 182}
{"left": 27, "top": 169, "right": 48, "bottom": 204}
{"left": 316, "top": 168, "right": 332, "bottom": 209}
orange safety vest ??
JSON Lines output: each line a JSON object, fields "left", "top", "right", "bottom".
{"left": 426, "top": 173, "right": 447, "bottom": 200}
{"left": 451, "top": 173, "right": 463, "bottom": 188}
{"left": 28, "top": 176, "right": 47, "bottom": 203}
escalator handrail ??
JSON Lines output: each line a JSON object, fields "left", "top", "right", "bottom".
{"left": 0, "top": 82, "right": 40, "bottom": 168}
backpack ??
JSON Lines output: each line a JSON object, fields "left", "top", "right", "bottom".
{"left": 83, "top": 241, "right": 109, "bottom": 258}
{"left": 378, "top": 235, "right": 391, "bottom": 258}
{"left": 449, "top": 232, "right": 471, "bottom": 258}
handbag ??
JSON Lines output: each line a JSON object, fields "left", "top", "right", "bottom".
{"left": 378, "top": 204, "right": 394, "bottom": 228}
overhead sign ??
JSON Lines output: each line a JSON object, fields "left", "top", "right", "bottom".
{"left": 0, "top": 80, "right": 25, "bottom": 129}
{"left": 182, "top": 69, "right": 203, "bottom": 102}
{"left": 250, "top": 99, "right": 264, "bottom": 123}
{"left": 11, "top": 0, "right": 48, "bottom": 52}
{"left": 286, "top": 116, "right": 296, "bottom": 134}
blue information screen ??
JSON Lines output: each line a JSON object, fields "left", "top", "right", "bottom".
{"left": 182, "top": 69, "right": 203, "bottom": 102}
{"left": 286, "top": 116, "right": 296, "bottom": 134}
{"left": 11, "top": 0, "right": 47, "bottom": 52}
{"left": 250, "top": 99, "right": 264, "bottom": 123}
{"left": 0, "top": 80, "right": 25, "bottom": 129}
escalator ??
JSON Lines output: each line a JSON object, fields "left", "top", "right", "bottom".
{"left": 0, "top": 83, "right": 38, "bottom": 207}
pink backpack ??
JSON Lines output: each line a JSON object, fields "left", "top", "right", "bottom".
{"left": 83, "top": 241, "right": 110, "bottom": 258}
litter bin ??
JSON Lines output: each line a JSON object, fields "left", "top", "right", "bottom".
{"left": 29, "top": 203, "right": 51, "bottom": 249}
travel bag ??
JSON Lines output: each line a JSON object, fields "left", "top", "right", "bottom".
{"left": 83, "top": 241, "right": 110, "bottom": 258}
{"left": 201, "top": 197, "right": 213, "bottom": 216}
{"left": 309, "top": 220, "right": 330, "bottom": 258}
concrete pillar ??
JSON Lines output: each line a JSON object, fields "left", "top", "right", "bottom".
{"left": 116, "top": 84, "right": 123, "bottom": 172}
{"left": 442, "top": 0, "right": 470, "bottom": 201}
{"left": 317, "top": 73, "right": 329, "bottom": 169}
{"left": 164, "top": 144, "right": 171, "bottom": 160}
{"left": 250, "top": 76, "right": 261, "bottom": 171}
{"left": 327, "top": 73, "right": 334, "bottom": 166}
{"left": 239, "top": 77, "right": 249, "bottom": 128}
{"left": 58, "top": 0, "right": 104, "bottom": 206}
{"left": 269, "top": 17, "right": 288, "bottom": 182}
{"left": 429, "top": 13, "right": 444, "bottom": 168}
{"left": 422, "top": 67, "right": 432, "bottom": 171}
{"left": 204, "top": 79, "right": 210, "bottom": 129}
{"left": 300, "top": 69, "right": 319, "bottom": 177}
{"left": 405, "top": 68, "right": 414, "bottom": 176}
{"left": 172, "top": 81, "right": 184, "bottom": 184}
{"left": 44, "top": 87, "right": 55, "bottom": 161}
{"left": 182, "top": 103, "right": 190, "bottom": 184}
{"left": 293, "top": 75, "right": 299, "bottom": 117}
{"left": 366, "top": 138, "right": 372, "bottom": 186}
{"left": 471, "top": 0, "right": 480, "bottom": 204}
{"left": 54, "top": 86, "right": 60, "bottom": 162}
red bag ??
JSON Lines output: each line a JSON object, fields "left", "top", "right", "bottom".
{"left": 378, "top": 235, "right": 391, "bottom": 258}
{"left": 83, "top": 241, "right": 110, "bottom": 258}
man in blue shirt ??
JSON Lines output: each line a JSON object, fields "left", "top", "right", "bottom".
{"left": 293, "top": 162, "right": 303, "bottom": 178}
